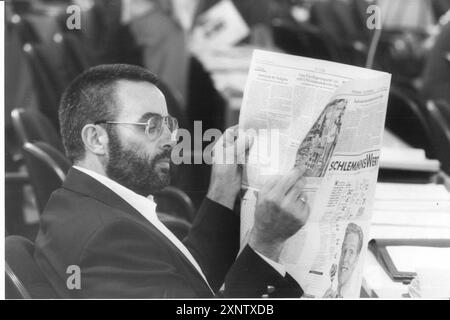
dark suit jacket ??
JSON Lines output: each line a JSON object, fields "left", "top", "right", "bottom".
{"left": 34, "top": 168, "right": 303, "bottom": 298}
{"left": 85, "top": 0, "right": 142, "bottom": 66}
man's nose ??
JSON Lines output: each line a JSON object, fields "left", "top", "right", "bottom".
{"left": 160, "top": 125, "right": 177, "bottom": 150}
{"left": 343, "top": 252, "right": 352, "bottom": 264}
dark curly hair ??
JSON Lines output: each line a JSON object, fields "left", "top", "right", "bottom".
{"left": 59, "top": 64, "right": 158, "bottom": 163}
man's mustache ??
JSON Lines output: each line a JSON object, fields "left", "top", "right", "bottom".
{"left": 153, "top": 149, "right": 172, "bottom": 162}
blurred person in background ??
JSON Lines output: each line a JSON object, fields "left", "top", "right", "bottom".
{"left": 123, "top": 0, "right": 191, "bottom": 108}
{"left": 422, "top": 11, "right": 450, "bottom": 104}
{"left": 4, "top": 1, "right": 40, "bottom": 237}
{"left": 82, "top": 0, "right": 288, "bottom": 109}
{"left": 72, "top": 0, "right": 142, "bottom": 66}
{"left": 195, "top": 0, "right": 288, "bottom": 48}
{"left": 431, "top": 0, "right": 450, "bottom": 18}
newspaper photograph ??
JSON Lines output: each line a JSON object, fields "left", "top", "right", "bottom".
{"left": 239, "top": 50, "right": 392, "bottom": 298}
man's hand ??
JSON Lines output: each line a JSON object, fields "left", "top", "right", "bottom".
{"left": 249, "top": 167, "right": 310, "bottom": 262}
{"left": 207, "top": 126, "right": 253, "bottom": 210}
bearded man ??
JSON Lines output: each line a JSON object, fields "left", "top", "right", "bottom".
{"left": 34, "top": 64, "right": 311, "bottom": 298}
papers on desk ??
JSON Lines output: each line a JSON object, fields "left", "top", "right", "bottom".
{"left": 409, "top": 268, "right": 450, "bottom": 298}
{"left": 389, "top": 245, "right": 450, "bottom": 298}
{"left": 372, "top": 211, "right": 450, "bottom": 228}
{"left": 193, "top": 46, "right": 253, "bottom": 106}
{"left": 386, "top": 246, "right": 450, "bottom": 273}
{"left": 380, "top": 147, "right": 440, "bottom": 172}
{"left": 194, "top": 46, "right": 253, "bottom": 72}
{"left": 366, "top": 183, "right": 450, "bottom": 298}
{"left": 369, "top": 183, "right": 450, "bottom": 296}
{"left": 370, "top": 225, "right": 450, "bottom": 239}
{"left": 370, "top": 183, "right": 450, "bottom": 240}
{"left": 374, "top": 182, "right": 450, "bottom": 201}
{"left": 368, "top": 238, "right": 450, "bottom": 298}
{"left": 190, "top": 0, "right": 249, "bottom": 51}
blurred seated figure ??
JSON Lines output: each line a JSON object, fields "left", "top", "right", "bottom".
{"left": 431, "top": 0, "right": 450, "bottom": 19}
{"left": 5, "top": 2, "right": 40, "bottom": 239}
{"left": 195, "top": 0, "right": 282, "bottom": 47}
{"left": 125, "top": 0, "right": 288, "bottom": 110}
{"left": 72, "top": 0, "right": 141, "bottom": 66}
{"left": 422, "top": 19, "right": 450, "bottom": 104}
{"left": 125, "top": 0, "right": 190, "bottom": 108}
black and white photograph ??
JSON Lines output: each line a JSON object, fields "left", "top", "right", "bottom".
{"left": 1, "top": 0, "right": 450, "bottom": 306}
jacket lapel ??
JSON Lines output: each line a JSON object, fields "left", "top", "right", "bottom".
{"left": 63, "top": 168, "right": 148, "bottom": 224}
{"left": 62, "top": 167, "right": 213, "bottom": 296}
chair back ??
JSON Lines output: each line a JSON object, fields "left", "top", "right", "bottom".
{"left": 155, "top": 186, "right": 196, "bottom": 223}
{"left": 35, "top": 141, "right": 72, "bottom": 173}
{"left": 329, "top": 0, "right": 365, "bottom": 41}
{"left": 22, "top": 36, "right": 85, "bottom": 130}
{"left": 9, "top": 13, "right": 40, "bottom": 44}
{"left": 9, "top": 0, "right": 33, "bottom": 15}
{"left": 385, "top": 86, "right": 435, "bottom": 158}
{"left": 433, "top": 99, "right": 450, "bottom": 123}
{"left": 310, "top": 1, "right": 348, "bottom": 41}
{"left": 62, "top": 32, "right": 90, "bottom": 71}
{"left": 20, "top": 11, "right": 64, "bottom": 43}
{"left": 430, "top": 0, "right": 450, "bottom": 19}
{"left": 352, "top": 0, "right": 373, "bottom": 37}
{"left": 11, "top": 108, "right": 64, "bottom": 152}
{"left": 271, "top": 22, "right": 309, "bottom": 57}
{"left": 272, "top": 22, "right": 337, "bottom": 61}
{"left": 22, "top": 142, "right": 71, "bottom": 213}
{"left": 188, "top": 55, "right": 226, "bottom": 132}
{"left": 186, "top": 56, "right": 227, "bottom": 206}
{"left": 157, "top": 213, "right": 192, "bottom": 241}
{"left": 77, "top": 0, "right": 142, "bottom": 65}
{"left": 5, "top": 235, "right": 58, "bottom": 299}
{"left": 155, "top": 187, "right": 195, "bottom": 240}
{"left": 426, "top": 100, "right": 450, "bottom": 174}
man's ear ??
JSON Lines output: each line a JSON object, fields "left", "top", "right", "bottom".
{"left": 81, "top": 124, "right": 109, "bottom": 156}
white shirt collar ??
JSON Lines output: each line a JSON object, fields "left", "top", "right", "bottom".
{"left": 73, "top": 165, "right": 156, "bottom": 211}
{"left": 72, "top": 165, "right": 212, "bottom": 291}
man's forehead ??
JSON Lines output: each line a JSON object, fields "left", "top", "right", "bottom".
{"left": 115, "top": 80, "right": 168, "bottom": 119}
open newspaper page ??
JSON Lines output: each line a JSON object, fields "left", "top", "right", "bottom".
{"left": 239, "top": 50, "right": 391, "bottom": 298}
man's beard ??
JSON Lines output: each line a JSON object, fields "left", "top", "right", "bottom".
{"left": 105, "top": 129, "right": 171, "bottom": 196}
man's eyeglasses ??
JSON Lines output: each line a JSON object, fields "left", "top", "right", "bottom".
{"left": 94, "top": 115, "right": 178, "bottom": 141}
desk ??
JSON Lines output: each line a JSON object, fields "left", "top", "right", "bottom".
{"left": 362, "top": 251, "right": 409, "bottom": 298}
{"left": 382, "top": 130, "right": 410, "bottom": 149}
{"left": 378, "top": 130, "right": 441, "bottom": 183}
{"left": 366, "top": 130, "right": 449, "bottom": 298}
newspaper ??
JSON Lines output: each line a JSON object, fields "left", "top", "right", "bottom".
{"left": 239, "top": 50, "right": 391, "bottom": 298}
